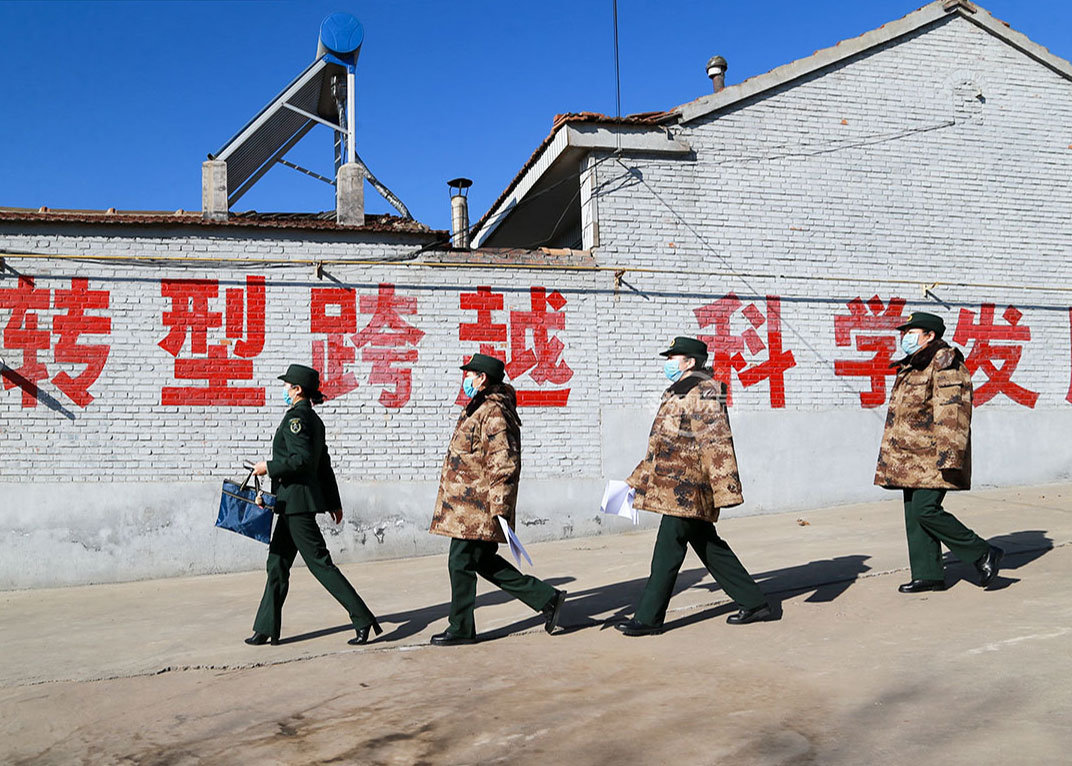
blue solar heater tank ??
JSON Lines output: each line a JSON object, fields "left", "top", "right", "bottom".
{"left": 317, "top": 12, "right": 364, "bottom": 63}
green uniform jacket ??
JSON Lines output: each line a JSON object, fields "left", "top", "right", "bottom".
{"left": 874, "top": 340, "right": 973, "bottom": 491}
{"left": 266, "top": 399, "right": 342, "bottom": 516}
{"left": 627, "top": 371, "right": 744, "bottom": 522}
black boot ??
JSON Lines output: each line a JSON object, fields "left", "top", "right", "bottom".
{"left": 348, "top": 620, "right": 384, "bottom": 645}
{"left": 898, "top": 579, "right": 947, "bottom": 593}
{"left": 975, "top": 546, "right": 1004, "bottom": 588}
{"left": 244, "top": 632, "right": 278, "bottom": 646}
{"left": 726, "top": 604, "right": 772, "bottom": 624}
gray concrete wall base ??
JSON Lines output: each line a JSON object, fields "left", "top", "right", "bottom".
{"left": 2, "top": 411, "right": 1069, "bottom": 589}
{"left": 1, "top": 482, "right": 241, "bottom": 589}
{"left": 603, "top": 406, "right": 1072, "bottom": 517}
{"left": 1, "top": 477, "right": 613, "bottom": 589}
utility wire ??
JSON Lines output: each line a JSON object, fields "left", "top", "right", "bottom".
{"left": 465, "top": 117, "right": 955, "bottom": 255}
{"left": 574, "top": 106, "right": 963, "bottom": 409}
{"left": 696, "top": 119, "right": 956, "bottom": 167}
{"left": 5, "top": 248, "right": 1071, "bottom": 297}
{"left": 612, "top": 0, "right": 622, "bottom": 120}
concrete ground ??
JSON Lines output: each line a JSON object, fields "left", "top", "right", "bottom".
{"left": 1, "top": 483, "right": 1071, "bottom": 765}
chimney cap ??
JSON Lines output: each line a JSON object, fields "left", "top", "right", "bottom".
{"left": 448, "top": 177, "right": 473, "bottom": 197}
{"left": 706, "top": 55, "right": 727, "bottom": 75}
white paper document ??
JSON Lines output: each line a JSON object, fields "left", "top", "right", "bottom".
{"left": 601, "top": 480, "right": 638, "bottom": 524}
{"left": 498, "top": 516, "right": 533, "bottom": 567}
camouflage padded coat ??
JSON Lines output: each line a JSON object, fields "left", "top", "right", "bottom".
{"left": 874, "top": 340, "right": 973, "bottom": 491}
{"left": 429, "top": 383, "right": 522, "bottom": 542}
{"left": 626, "top": 372, "right": 744, "bottom": 522}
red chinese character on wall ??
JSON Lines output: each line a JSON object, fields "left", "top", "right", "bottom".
{"left": 354, "top": 283, "right": 424, "bottom": 408}
{"left": 310, "top": 283, "right": 424, "bottom": 407}
{"left": 310, "top": 287, "right": 359, "bottom": 400}
{"left": 694, "top": 292, "right": 796, "bottom": 408}
{"left": 507, "top": 286, "right": 573, "bottom": 398}
{"left": 455, "top": 285, "right": 573, "bottom": 407}
{"left": 158, "top": 276, "right": 265, "bottom": 406}
{"left": 952, "top": 303, "right": 1037, "bottom": 408}
{"left": 833, "top": 295, "right": 906, "bottom": 408}
{"left": 51, "top": 279, "right": 112, "bottom": 407}
{"left": 1, "top": 276, "right": 111, "bottom": 408}
{"left": 1, "top": 276, "right": 52, "bottom": 407}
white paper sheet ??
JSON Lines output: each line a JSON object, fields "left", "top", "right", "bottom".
{"left": 498, "top": 516, "right": 533, "bottom": 567}
{"left": 600, "top": 480, "right": 638, "bottom": 524}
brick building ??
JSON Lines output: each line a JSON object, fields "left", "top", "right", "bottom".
{"left": 2, "top": 0, "right": 1070, "bottom": 587}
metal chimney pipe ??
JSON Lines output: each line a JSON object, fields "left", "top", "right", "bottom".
{"left": 706, "top": 55, "right": 727, "bottom": 93}
{"left": 448, "top": 177, "right": 472, "bottom": 248}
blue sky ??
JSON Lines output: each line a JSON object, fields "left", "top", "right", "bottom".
{"left": 1, "top": 0, "right": 1069, "bottom": 232}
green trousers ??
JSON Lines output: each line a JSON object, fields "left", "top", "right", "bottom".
{"left": 903, "top": 488, "right": 989, "bottom": 581}
{"left": 635, "top": 514, "right": 767, "bottom": 627}
{"left": 447, "top": 538, "right": 557, "bottom": 639}
{"left": 253, "top": 513, "right": 376, "bottom": 638}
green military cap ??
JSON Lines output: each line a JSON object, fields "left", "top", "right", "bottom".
{"left": 659, "top": 336, "right": 709, "bottom": 360}
{"left": 278, "top": 363, "right": 324, "bottom": 399}
{"left": 460, "top": 352, "right": 506, "bottom": 383}
{"left": 896, "top": 312, "right": 945, "bottom": 337}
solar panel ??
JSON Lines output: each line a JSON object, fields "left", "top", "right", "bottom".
{"left": 204, "top": 13, "right": 413, "bottom": 221}
{"left": 211, "top": 57, "right": 348, "bottom": 206}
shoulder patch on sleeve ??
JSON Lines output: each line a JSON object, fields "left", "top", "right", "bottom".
{"left": 934, "top": 348, "right": 957, "bottom": 371}
{"left": 289, "top": 418, "right": 303, "bottom": 434}
{"left": 699, "top": 380, "right": 727, "bottom": 401}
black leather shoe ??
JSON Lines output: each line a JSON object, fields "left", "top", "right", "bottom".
{"left": 244, "top": 632, "right": 278, "bottom": 646}
{"left": 898, "top": 579, "right": 947, "bottom": 593}
{"left": 430, "top": 630, "right": 478, "bottom": 646}
{"left": 614, "top": 619, "right": 662, "bottom": 636}
{"left": 348, "top": 620, "right": 384, "bottom": 646}
{"left": 542, "top": 589, "right": 567, "bottom": 634}
{"left": 975, "top": 545, "right": 1004, "bottom": 588}
{"left": 726, "top": 604, "right": 772, "bottom": 624}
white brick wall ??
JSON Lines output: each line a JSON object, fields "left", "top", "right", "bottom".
{"left": 592, "top": 15, "right": 1072, "bottom": 415}
{"left": 0, "top": 230, "right": 602, "bottom": 481}
{"left": 0, "top": 226, "right": 610, "bottom": 586}
{"left": 3, "top": 15, "right": 1071, "bottom": 587}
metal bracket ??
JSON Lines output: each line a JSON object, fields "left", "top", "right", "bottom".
{"left": 281, "top": 101, "right": 344, "bottom": 132}
{"left": 277, "top": 159, "right": 335, "bottom": 186}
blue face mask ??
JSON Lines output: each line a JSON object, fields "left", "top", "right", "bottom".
{"left": 462, "top": 376, "right": 479, "bottom": 399}
{"left": 900, "top": 332, "right": 922, "bottom": 356}
{"left": 663, "top": 359, "right": 683, "bottom": 382}
{"left": 283, "top": 386, "right": 294, "bottom": 406}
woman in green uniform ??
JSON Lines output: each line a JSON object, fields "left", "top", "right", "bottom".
{"left": 245, "top": 364, "right": 381, "bottom": 646}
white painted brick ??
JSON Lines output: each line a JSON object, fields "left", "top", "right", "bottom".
{"left": 3, "top": 14, "right": 1072, "bottom": 586}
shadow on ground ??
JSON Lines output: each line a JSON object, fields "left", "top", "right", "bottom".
{"left": 942, "top": 528, "right": 1053, "bottom": 591}
{"left": 278, "top": 529, "right": 1055, "bottom": 644}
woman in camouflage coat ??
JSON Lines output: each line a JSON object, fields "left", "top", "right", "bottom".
{"left": 428, "top": 353, "right": 566, "bottom": 645}
{"left": 617, "top": 337, "right": 770, "bottom": 636}
{"left": 876, "top": 312, "right": 1003, "bottom": 593}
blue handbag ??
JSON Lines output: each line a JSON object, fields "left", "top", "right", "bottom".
{"left": 215, "top": 469, "right": 276, "bottom": 544}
